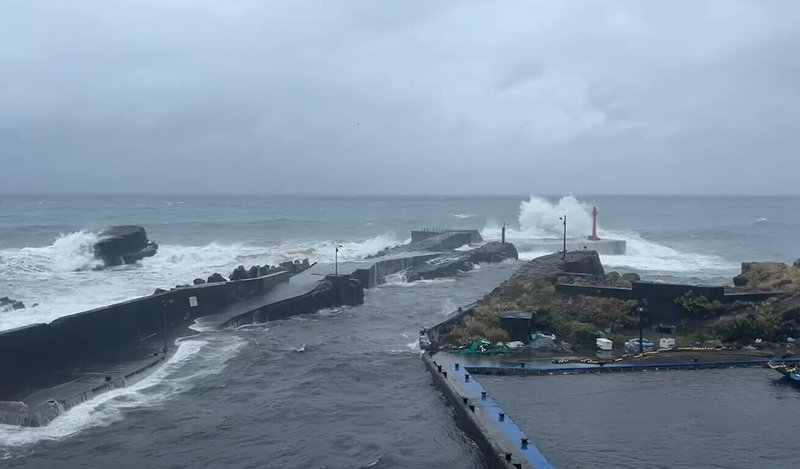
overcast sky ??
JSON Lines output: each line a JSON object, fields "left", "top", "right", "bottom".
{"left": 1, "top": 1, "right": 799, "bottom": 195}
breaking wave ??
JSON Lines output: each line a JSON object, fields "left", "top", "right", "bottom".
{"left": 380, "top": 271, "right": 457, "bottom": 288}
{"left": 482, "top": 195, "right": 738, "bottom": 279}
{"left": 0, "top": 335, "right": 245, "bottom": 447}
{"left": 0, "top": 231, "right": 103, "bottom": 273}
{"left": 0, "top": 233, "right": 402, "bottom": 332}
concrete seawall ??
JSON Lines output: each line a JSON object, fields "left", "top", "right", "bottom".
{"left": 0, "top": 231, "right": 506, "bottom": 427}
{"left": 0, "top": 244, "right": 474, "bottom": 426}
{"left": 522, "top": 238, "right": 626, "bottom": 255}
{"left": 423, "top": 353, "right": 552, "bottom": 469}
{"left": 0, "top": 271, "right": 291, "bottom": 383}
{"left": 0, "top": 271, "right": 294, "bottom": 427}
{"left": 555, "top": 281, "right": 788, "bottom": 322}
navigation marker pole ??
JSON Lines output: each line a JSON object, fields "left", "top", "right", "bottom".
{"left": 559, "top": 214, "right": 567, "bottom": 260}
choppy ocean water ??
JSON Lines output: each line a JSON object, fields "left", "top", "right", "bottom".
{"left": 1, "top": 194, "right": 799, "bottom": 467}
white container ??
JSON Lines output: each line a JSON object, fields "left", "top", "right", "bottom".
{"left": 659, "top": 338, "right": 676, "bottom": 350}
{"left": 596, "top": 338, "right": 613, "bottom": 351}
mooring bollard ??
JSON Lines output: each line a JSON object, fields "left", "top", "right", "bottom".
{"left": 462, "top": 397, "right": 468, "bottom": 404}
{"left": 521, "top": 437, "right": 528, "bottom": 448}
{"left": 481, "top": 391, "right": 487, "bottom": 400}
{"left": 464, "top": 374, "right": 470, "bottom": 382}
{"left": 454, "top": 363, "right": 460, "bottom": 370}
{"left": 437, "top": 364, "right": 442, "bottom": 373}
{"left": 505, "top": 452, "right": 512, "bottom": 461}
{"left": 520, "top": 362, "right": 525, "bottom": 368}
{"left": 499, "top": 412, "right": 505, "bottom": 421}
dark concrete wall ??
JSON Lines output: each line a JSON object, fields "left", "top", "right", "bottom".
{"left": 554, "top": 284, "right": 635, "bottom": 300}
{"left": 351, "top": 254, "right": 439, "bottom": 288}
{"left": 632, "top": 281, "right": 725, "bottom": 302}
{"left": 222, "top": 274, "right": 364, "bottom": 328}
{"left": 411, "top": 229, "right": 483, "bottom": 244}
{"left": 0, "top": 272, "right": 289, "bottom": 384}
{"left": 555, "top": 281, "right": 786, "bottom": 324}
{"left": 723, "top": 292, "right": 787, "bottom": 303}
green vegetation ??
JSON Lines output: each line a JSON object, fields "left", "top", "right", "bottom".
{"left": 445, "top": 273, "right": 638, "bottom": 348}
{"left": 444, "top": 260, "right": 800, "bottom": 349}
{"left": 674, "top": 291, "right": 725, "bottom": 319}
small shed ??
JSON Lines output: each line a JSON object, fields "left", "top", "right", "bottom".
{"left": 497, "top": 310, "right": 533, "bottom": 343}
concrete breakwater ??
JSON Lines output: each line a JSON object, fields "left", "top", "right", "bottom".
{"left": 0, "top": 230, "right": 515, "bottom": 427}
{"left": 0, "top": 271, "right": 296, "bottom": 427}
{"left": 423, "top": 353, "right": 552, "bottom": 469}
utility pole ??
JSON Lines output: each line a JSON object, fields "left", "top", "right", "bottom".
{"left": 559, "top": 214, "right": 567, "bottom": 260}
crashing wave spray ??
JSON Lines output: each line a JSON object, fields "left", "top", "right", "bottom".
{"left": 0, "top": 231, "right": 103, "bottom": 274}
{"left": 0, "top": 336, "right": 245, "bottom": 446}
{"left": 518, "top": 195, "right": 593, "bottom": 238}
{"left": 0, "top": 232, "right": 404, "bottom": 332}
{"left": 482, "top": 195, "right": 738, "bottom": 280}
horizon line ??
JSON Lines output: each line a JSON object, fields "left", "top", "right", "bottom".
{"left": 2, "top": 192, "right": 800, "bottom": 198}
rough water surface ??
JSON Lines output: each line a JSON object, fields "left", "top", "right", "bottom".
{"left": 478, "top": 369, "right": 800, "bottom": 469}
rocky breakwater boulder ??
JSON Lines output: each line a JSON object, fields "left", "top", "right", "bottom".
{"left": 0, "top": 297, "right": 25, "bottom": 312}
{"left": 406, "top": 242, "right": 519, "bottom": 282}
{"left": 229, "top": 259, "right": 312, "bottom": 281}
{"left": 93, "top": 225, "right": 158, "bottom": 267}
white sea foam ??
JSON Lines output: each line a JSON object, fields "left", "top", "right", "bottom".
{"left": 452, "top": 213, "right": 477, "bottom": 219}
{"left": 379, "top": 273, "right": 456, "bottom": 288}
{"left": 3, "top": 231, "right": 103, "bottom": 274}
{"left": 0, "top": 232, "right": 402, "bottom": 332}
{"left": 483, "top": 195, "right": 738, "bottom": 279}
{"left": 0, "top": 336, "right": 245, "bottom": 446}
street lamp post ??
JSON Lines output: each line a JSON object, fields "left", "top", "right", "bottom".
{"left": 558, "top": 214, "right": 567, "bottom": 260}
{"left": 637, "top": 300, "right": 647, "bottom": 354}
{"left": 334, "top": 243, "right": 342, "bottom": 275}
{"left": 161, "top": 298, "right": 173, "bottom": 354}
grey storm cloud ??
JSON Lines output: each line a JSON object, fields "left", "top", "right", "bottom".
{"left": 1, "top": 0, "right": 799, "bottom": 195}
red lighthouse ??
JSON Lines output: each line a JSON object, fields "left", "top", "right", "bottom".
{"left": 588, "top": 206, "right": 601, "bottom": 241}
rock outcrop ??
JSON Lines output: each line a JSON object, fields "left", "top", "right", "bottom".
{"left": 468, "top": 241, "right": 519, "bottom": 264}
{"left": 732, "top": 262, "right": 800, "bottom": 292}
{"left": 93, "top": 226, "right": 158, "bottom": 267}
{"left": 0, "top": 297, "right": 25, "bottom": 312}
{"left": 510, "top": 250, "right": 604, "bottom": 282}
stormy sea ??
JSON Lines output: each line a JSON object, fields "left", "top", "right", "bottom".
{"left": 1, "top": 194, "right": 799, "bottom": 468}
